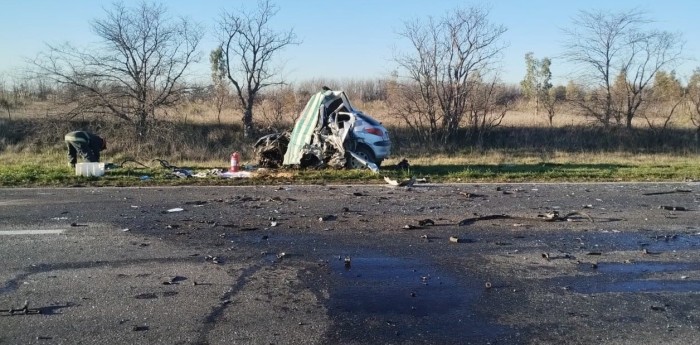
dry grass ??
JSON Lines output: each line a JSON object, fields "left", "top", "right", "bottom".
{"left": 3, "top": 97, "right": 700, "bottom": 172}
{"left": 401, "top": 150, "right": 699, "bottom": 166}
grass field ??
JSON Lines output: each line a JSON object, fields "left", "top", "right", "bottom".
{"left": 2, "top": 151, "right": 699, "bottom": 187}
{"left": 2, "top": 100, "right": 699, "bottom": 187}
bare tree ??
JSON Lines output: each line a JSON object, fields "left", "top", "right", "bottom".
{"left": 643, "top": 70, "right": 684, "bottom": 135}
{"left": 218, "top": 0, "right": 299, "bottom": 138}
{"left": 33, "top": 1, "right": 202, "bottom": 134}
{"left": 392, "top": 6, "right": 507, "bottom": 144}
{"left": 562, "top": 9, "right": 683, "bottom": 129}
{"left": 541, "top": 85, "right": 567, "bottom": 127}
{"left": 465, "top": 75, "right": 516, "bottom": 147}
{"left": 0, "top": 75, "right": 10, "bottom": 119}
{"left": 0, "top": 98, "right": 11, "bottom": 119}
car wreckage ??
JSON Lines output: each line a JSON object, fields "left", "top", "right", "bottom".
{"left": 254, "top": 89, "right": 391, "bottom": 171}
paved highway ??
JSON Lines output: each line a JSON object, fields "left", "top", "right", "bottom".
{"left": 1, "top": 183, "right": 700, "bottom": 344}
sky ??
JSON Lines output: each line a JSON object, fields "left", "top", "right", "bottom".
{"left": 0, "top": 0, "right": 698, "bottom": 86}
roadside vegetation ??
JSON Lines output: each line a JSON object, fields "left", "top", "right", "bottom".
{"left": 1, "top": 1, "right": 699, "bottom": 187}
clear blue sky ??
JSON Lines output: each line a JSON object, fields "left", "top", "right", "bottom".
{"left": 0, "top": 0, "right": 698, "bottom": 85}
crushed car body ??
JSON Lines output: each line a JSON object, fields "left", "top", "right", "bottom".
{"left": 254, "top": 88, "right": 391, "bottom": 171}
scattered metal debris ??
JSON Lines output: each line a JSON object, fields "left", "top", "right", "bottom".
{"left": 204, "top": 255, "right": 221, "bottom": 264}
{"left": 465, "top": 211, "right": 594, "bottom": 224}
{"left": 418, "top": 219, "right": 435, "bottom": 226}
{"left": 659, "top": 205, "right": 687, "bottom": 211}
{"left": 537, "top": 211, "right": 593, "bottom": 222}
{"left": 0, "top": 301, "right": 40, "bottom": 316}
{"left": 162, "top": 276, "right": 187, "bottom": 285}
{"left": 458, "top": 214, "right": 511, "bottom": 226}
{"left": 459, "top": 192, "right": 486, "bottom": 198}
{"left": 153, "top": 159, "right": 176, "bottom": 169}
{"left": 643, "top": 189, "right": 692, "bottom": 196}
{"left": 253, "top": 132, "right": 291, "bottom": 168}
{"left": 172, "top": 169, "right": 192, "bottom": 179}
{"left": 384, "top": 176, "right": 416, "bottom": 187}
{"left": 319, "top": 215, "right": 337, "bottom": 222}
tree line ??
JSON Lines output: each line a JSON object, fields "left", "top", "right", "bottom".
{"left": 2, "top": 1, "right": 700, "bottom": 148}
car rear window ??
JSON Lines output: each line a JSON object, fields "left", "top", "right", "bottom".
{"left": 355, "top": 113, "right": 381, "bottom": 126}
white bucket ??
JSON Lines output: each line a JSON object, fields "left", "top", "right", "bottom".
{"left": 75, "top": 162, "right": 105, "bottom": 177}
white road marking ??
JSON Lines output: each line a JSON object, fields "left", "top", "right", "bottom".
{"left": 0, "top": 229, "right": 66, "bottom": 235}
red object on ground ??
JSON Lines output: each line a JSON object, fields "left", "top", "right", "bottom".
{"left": 230, "top": 152, "right": 240, "bottom": 172}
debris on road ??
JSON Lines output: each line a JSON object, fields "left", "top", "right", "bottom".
{"left": 459, "top": 192, "right": 486, "bottom": 199}
{"left": 384, "top": 176, "right": 416, "bottom": 187}
{"left": 538, "top": 211, "right": 594, "bottom": 222}
{"left": 0, "top": 301, "right": 41, "bottom": 316}
{"left": 658, "top": 205, "right": 688, "bottom": 211}
{"left": 458, "top": 214, "right": 510, "bottom": 226}
{"left": 166, "top": 208, "right": 184, "bottom": 213}
{"left": 643, "top": 189, "right": 692, "bottom": 196}
{"left": 162, "top": 276, "right": 187, "bottom": 285}
{"left": 319, "top": 215, "right": 337, "bottom": 222}
{"left": 204, "top": 255, "right": 221, "bottom": 264}
{"left": 418, "top": 219, "right": 435, "bottom": 226}
{"left": 172, "top": 169, "right": 193, "bottom": 178}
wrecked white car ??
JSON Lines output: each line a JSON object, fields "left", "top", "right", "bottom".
{"left": 254, "top": 88, "right": 391, "bottom": 171}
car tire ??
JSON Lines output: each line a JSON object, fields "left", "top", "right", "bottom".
{"left": 348, "top": 145, "right": 377, "bottom": 169}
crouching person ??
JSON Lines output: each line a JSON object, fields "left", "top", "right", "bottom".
{"left": 64, "top": 131, "right": 106, "bottom": 168}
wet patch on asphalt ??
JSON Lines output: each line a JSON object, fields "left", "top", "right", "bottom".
{"left": 324, "top": 253, "right": 510, "bottom": 343}
{"left": 570, "top": 261, "right": 700, "bottom": 294}
{"left": 330, "top": 256, "right": 459, "bottom": 316}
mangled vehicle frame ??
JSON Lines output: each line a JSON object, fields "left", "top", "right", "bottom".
{"left": 255, "top": 89, "right": 391, "bottom": 171}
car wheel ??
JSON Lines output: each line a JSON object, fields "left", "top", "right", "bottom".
{"left": 348, "top": 145, "right": 377, "bottom": 169}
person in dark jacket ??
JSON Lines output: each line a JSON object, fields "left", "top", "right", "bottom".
{"left": 64, "top": 131, "right": 106, "bottom": 168}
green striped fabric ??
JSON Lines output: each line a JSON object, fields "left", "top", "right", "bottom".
{"left": 283, "top": 91, "right": 328, "bottom": 165}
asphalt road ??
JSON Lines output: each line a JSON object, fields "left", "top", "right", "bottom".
{"left": 1, "top": 182, "right": 700, "bottom": 344}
